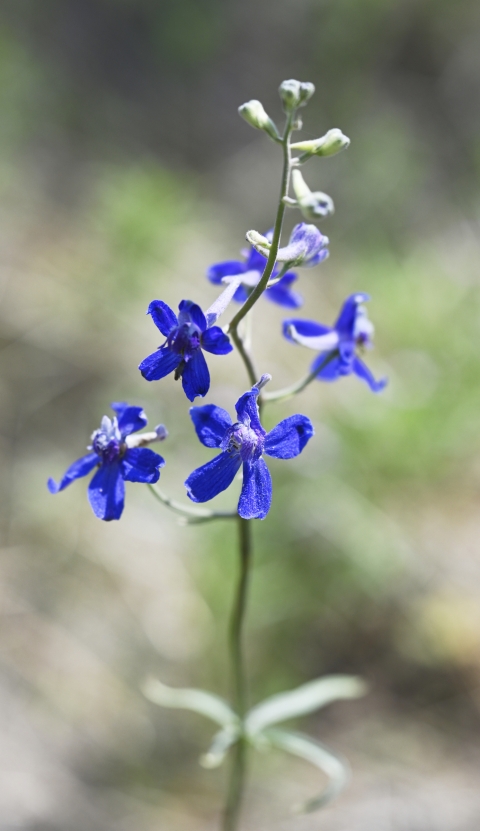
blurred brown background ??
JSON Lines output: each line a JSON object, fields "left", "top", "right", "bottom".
{"left": 1, "top": 0, "right": 480, "bottom": 828}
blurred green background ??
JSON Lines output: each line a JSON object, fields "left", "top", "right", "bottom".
{"left": 1, "top": 0, "right": 480, "bottom": 828}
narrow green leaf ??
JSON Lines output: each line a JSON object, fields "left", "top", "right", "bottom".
{"left": 199, "top": 726, "right": 240, "bottom": 769}
{"left": 245, "top": 675, "right": 367, "bottom": 736}
{"left": 142, "top": 677, "right": 238, "bottom": 728}
{"left": 266, "top": 729, "right": 349, "bottom": 813}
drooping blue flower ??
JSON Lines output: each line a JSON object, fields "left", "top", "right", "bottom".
{"left": 283, "top": 293, "right": 387, "bottom": 392}
{"left": 139, "top": 299, "right": 233, "bottom": 401}
{"left": 207, "top": 231, "right": 303, "bottom": 309}
{"left": 48, "top": 403, "right": 166, "bottom": 521}
{"left": 185, "top": 382, "right": 314, "bottom": 520}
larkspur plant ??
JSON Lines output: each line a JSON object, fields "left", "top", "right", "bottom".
{"left": 48, "top": 79, "right": 387, "bottom": 830}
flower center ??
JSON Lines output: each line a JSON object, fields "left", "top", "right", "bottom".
{"left": 167, "top": 322, "right": 201, "bottom": 358}
{"left": 222, "top": 422, "right": 263, "bottom": 462}
{"left": 90, "top": 416, "right": 123, "bottom": 463}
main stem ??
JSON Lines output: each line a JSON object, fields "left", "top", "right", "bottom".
{"left": 222, "top": 516, "right": 252, "bottom": 831}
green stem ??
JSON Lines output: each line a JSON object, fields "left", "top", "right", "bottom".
{"left": 230, "top": 327, "right": 258, "bottom": 388}
{"left": 266, "top": 261, "right": 292, "bottom": 287}
{"left": 263, "top": 350, "right": 339, "bottom": 404}
{"left": 227, "top": 112, "right": 295, "bottom": 336}
{"left": 222, "top": 517, "right": 252, "bottom": 831}
{"left": 147, "top": 484, "right": 237, "bottom": 523}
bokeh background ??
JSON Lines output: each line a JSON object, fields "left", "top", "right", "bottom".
{"left": 2, "top": 0, "right": 480, "bottom": 828}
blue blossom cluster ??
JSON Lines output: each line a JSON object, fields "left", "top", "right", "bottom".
{"left": 48, "top": 195, "right": 386, "bottom": 520}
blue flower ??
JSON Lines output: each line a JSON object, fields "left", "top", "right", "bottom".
{"left": 276, "top": 223, "right": 329, "bottom": 266}
{"left": 207, "top": 232, "right": 303, "bottom": 309}
{"left": 139, "top": 299, "right": 233, "bottom": 402}
{"left": 283, "top": 293, "right": 387, "bottom": 392}
{"left": 48, "top": 403, "right": 166, "bottom": 521}
{"left": 185, "top": 385, "right": 314, "bottom": 520}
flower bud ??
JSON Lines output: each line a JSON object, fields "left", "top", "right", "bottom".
{"left": 291, "top": 128, "right": 350, "bottom": 160}
{"left": 279, "top": 79, "right": 315, "bottom": 111}
{"left": 238, "top": 100, "right": 280, "bottom": 141}
{"left": 245, "top": 230, "right": 271, "bottom": 258}
{"left": 292, "top": 169, "right": 334, "bottom": 221}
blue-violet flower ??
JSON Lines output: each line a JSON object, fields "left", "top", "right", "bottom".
{"left": 48, "top": 402, "right": 166, "bottom": 521}
{"left": 185, "top": 384, "right": 314, "bottom": 520}
{"left": 207, "top": 231, "right": 303, "bottom": 309}
{"left": 283, "top": 293, "right": 387, "bottom": 392}
{"left": 139, "top": 299, "right": 233, "bottom": 401}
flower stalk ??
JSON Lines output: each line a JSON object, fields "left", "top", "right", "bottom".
{"left": 227, "top": 111, "right": 296, "bottom": 338}
{"left": 222, "top": 516, "right": 252, "bottom": 831}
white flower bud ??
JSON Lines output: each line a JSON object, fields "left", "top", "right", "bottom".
{"left": 292, "top": 170, "right": 334, "bottom": 221}
{"left": 238, "top": 100, "right": 280, "bottom": 141}
{"left": 291, "top": 128, "right": 350, "bottom": 160}
{"left": 245, "top": 230, "right": 271, "bottom": 258}
{"left": 279, "top": 79, "right": 315, "bottom": 111}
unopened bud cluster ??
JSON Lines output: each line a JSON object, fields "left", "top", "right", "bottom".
{"left": 238, "top": 82, "right": 349, "bottom": 238}
{"left": 279, "top": 79, "right": 315, "bottom": 111}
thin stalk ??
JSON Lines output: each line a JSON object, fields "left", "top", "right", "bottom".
{"left": 227, "top": 112, "right": 295, "bottom": 336}
{"left": 266, "top": 261, "right": 292, "bottom": 287}
{"left": 147, "top": 484, "right": 237, "bottom": 523}
{"left": 263, "top": 350, "right": 339, "bottom": 404}
{"left": 222, "top": 516, "right": 252, "bottom": 831}
{"left": 230, "top": 327, "right": 258, "bottom": 388}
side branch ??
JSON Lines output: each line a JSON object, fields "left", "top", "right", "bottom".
{"left": 263, "top": 351, "right": 338, "bottom": 403}
{"left": 148, "top": 484, "right": 237, "bottom": 523}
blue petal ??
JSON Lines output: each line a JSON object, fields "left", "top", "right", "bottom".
{"left": 235, "top": 387, "right": 265, "bottom": 436}
{"left": 178, "top": 300, "right": 207, "bottom": 332}
{"left": 246, "top": 246, "right": 267, "bottom": 273}
{"left": 47, "top": 452, "right": 98, "bottom": 494}
{"left": 277, "top": 223, "right": 327, "bottom": 265}
{"left": 312, "top": 351, "right": 342, "bottom": 382}
{"left": 265, "top": 272, "right": 303, "bottom": 308}
{"left": 88, "top": 462, "right": 125, "bottom": 521}
{"left": 283, "top": 318, "right": 333, "bottom": 343}
{"left": 353, "top": 356, "right": 388, "bottom": 393}
{"left": 190, "top": 404, "right": 232, "bottom": 448}
{"left": 207, "top": 260, "right": 245, "bottom": 284}
{"left": 185, "top": 451, "right": 242, "bottom": 503}
{"left": 182, "top": 349, "right": 210, "bottom": 401}
{"left": 147, "top": 300, "right": 178, "bottom": 336}
{"left": 264, "top": 415, "right": 314, "bottom": 459}
{"left": 139, "top": 347, "right": 181, "bottom": 381}
{"left": 238, "top": 458, "right": 272, "bottom": 520}
{"left": 304, "top": 247, "right": 329, "bottom": 267}
{"left": 120, "top": 447, "right": 165, "bottom": 483}
{"left": 334, "top": 293, "right": 369, "bottom": 339}
{"left": 338, "top": 339, "right": 355, "bottom": 373}
{"left": 201, "top": 326, "right": 233, "bottom": 355}
{"left": 111, "top": 402, "right": 148, "bottom": 437}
